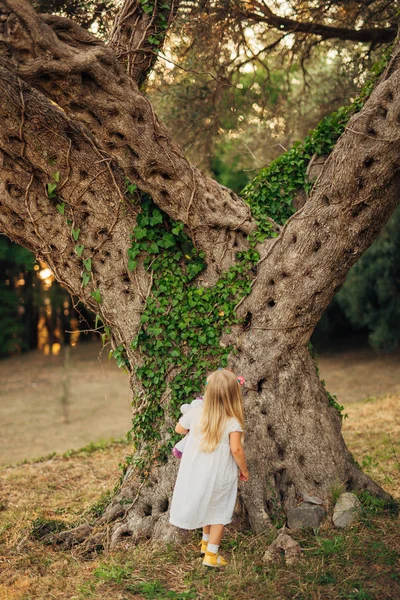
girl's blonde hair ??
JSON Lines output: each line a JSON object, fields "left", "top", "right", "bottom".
{"left": 198, "top": 369, "right": 244, "bottom": 452}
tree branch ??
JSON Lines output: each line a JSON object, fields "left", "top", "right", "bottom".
{"left": 0, "top": 63, "right": 146, "bottom": 349}
{"left": 235, "top": 1, "right": 397, "bottom": 45}
{"left": 0, "top": 0, "right": 255, "bottom": 278}
{"left": 109, "top": 0, "right": 182, "bottom": 86}
{"left": 237, "top": 39, "right": 400, "bottom": 370}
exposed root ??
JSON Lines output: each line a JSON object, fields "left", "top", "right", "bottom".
{"left": 349, "top": 464, "right": 394, "bottom": 504}
{"left": 45, "top": 457, "right": 395, "bottom": 554}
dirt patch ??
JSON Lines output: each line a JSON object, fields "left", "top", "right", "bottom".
{"left": 317, "top": 346, "right": 400, "bottom": 403}
{"left": 0, "top": 342, "right": 131, "bottom": 466}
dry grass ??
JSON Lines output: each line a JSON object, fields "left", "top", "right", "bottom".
{"left": 0, "top": 441, "right": 129, "bottom": 600}
{"left": 0, "top": 396, "right": 399, "bottom": 600}
{"left": 342, "top": 394, "right": 400, "bottom": 498}
{"left": 317, "top": 347, "right": 400, "bottom": 404}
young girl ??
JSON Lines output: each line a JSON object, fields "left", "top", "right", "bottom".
{"left": 169, "top": 368, "right": 249, "bottom": 567}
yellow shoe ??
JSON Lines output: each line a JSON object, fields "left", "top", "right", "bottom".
{"left": 199, "top": 540, "right": 208, "bottom": 554}
{"left": 202, "top": 551, "right": 228, "bottom": 567}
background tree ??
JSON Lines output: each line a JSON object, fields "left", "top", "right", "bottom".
{"left": 147, "top": 0, "right": 396, "bottom": 169}
{"left": 336, "top": 204, "right": 400, "bottom": 351}
{"left": 0, "top": 238, "right": 35, "bottom": 356}
{"left": 0, "top": 0, "right": 398, "bottom": 549}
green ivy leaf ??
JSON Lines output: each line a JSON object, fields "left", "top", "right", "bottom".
{"left": 137, "top": 213, "right": 150, "bottom": 227}
{"left": 148, "top": 242, "right": 159, "bottom": 254}
{"left": 148, "top": 326, "right": 162, "bottom": 336}
{"left": 128, "top": 259, "right": 137, "bottom": 271}
{"left": 171, "top": 223, "right": 184, "bottom": 235}
{"left": 83, "top": 258, "right": 92, "bottom": 272}
{"left": 56, "top": 202, "right": 65, "bottom": 215}
{"left": 126, "top": 179, "right": 137, "bottom": 194}
{"left": 72, "top": 228, "right": 80, "bottom": 241}
{"left": 148, "top": 35, "right": 160, "bottom": 46}
{"left": 159, "top": 233, "right": 176, "bottom": 249}
{"left": 52, "top": 171, "right": 60, "bottom": 183}
{"left": 91, "top": 289, "right": 102, "bottom": 303}
{"left": 150, "top": 210, "right": 163, "bottom": 225}
{"left": 82, "top": 271, "right": 90, "bottom": 287}
{"left": 75, "top": 244, "right": 84, "bottom": 257}
{"left": 47, "top": 182, "right": 57, "bottom": 198}
{"left": 133, "top": 226, "right": 147, "bottom": 240}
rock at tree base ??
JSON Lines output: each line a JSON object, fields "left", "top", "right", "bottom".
{"left": 301, "top": 493, "right": 326, "bottom": 505}
{"left": 263, "top": 527, "right": 302, "bottom": 566}
{"left": 287, "top": 502, "right": 327, "bottom": 530}
{"left": 333, "top": 492, "right": 361, "bottom": 528}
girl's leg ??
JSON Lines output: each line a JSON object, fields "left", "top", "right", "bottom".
{"left": 203, "top": 524, "right": 227, "bottom": 566}
{"left": 209, "top": 524, "right": 224, "bottom": 546}
{"left": 200, "top": 526, "right": 210, "bottom": 554}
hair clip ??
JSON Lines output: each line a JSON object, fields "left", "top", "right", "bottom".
{"left": 209, "top": 369, "right": 245, "bottom": 386}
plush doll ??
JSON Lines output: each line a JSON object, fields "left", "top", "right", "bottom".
{"left": 172, "top": 396, "right": 204, "bottom": 458}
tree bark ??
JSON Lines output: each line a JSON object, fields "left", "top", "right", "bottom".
{"left": 235, "top": 1, "right": 397, "bottom": 45}
{"left": 109, "top": 0, "right": 182, "bottom": 86}
{"left": 0, "top": 0, "right": 255, "bottom": 279}
{"left": 0, "top": 0, "right": 398, "bottom": 549}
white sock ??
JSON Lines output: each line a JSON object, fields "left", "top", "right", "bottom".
{"left": 207, "top": 543, "right": 219, "bottom": 554}
{"left": 202, "top": 533, "right": 210, "bottom": 542}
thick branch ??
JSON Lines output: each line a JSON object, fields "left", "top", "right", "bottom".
{"left": 0, "top": 0, "right": 255, "bottom": 277}
{"left": 0, "top": 64, "right": 147, "bottom": 350}
{"left": 109, "top": 0, "right": 181, "bottom": 86}
{"left": 229, "top": 39, "right": 400, "bottom": 388}
{"left": 236, "top": 1, "right": 397, "bottom": 45}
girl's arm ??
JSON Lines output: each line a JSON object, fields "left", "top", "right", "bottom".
{"left": 175, "top": 423, "right": 188, "bottom": 434}
{"left": 229, "top": 431, "right": 249, "bottom": 481}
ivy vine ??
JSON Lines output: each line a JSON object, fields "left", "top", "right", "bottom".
{"left": 242, "top": 43, "right": 393, "bottom": 231}
{"left": 116, "top": 47, "right": 392, "bottom": 480}
{"left": 44, "top": 44, "right": 391, "bottom": 482}
{"left": 46, "top": 172, "right": 103, "bottom": 306}
{"left": 141, "top": 0, "right": 172, "bottom": 58}
{"left": 120, "top": 194, "right": 259, "bottom": 476}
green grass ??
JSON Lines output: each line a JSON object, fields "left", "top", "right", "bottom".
{"left": 7, "top": 436, "right": 130, "bottom": 468}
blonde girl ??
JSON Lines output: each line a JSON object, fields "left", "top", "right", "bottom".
{"left": 169, "top": 369, "right": 249, "bottom": 567}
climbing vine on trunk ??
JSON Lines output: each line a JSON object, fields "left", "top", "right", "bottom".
{"left": 0, "top": 0, "right": 399, "bottom": 546}
{"left": 113, "top": 45, "right": 393, "bottom": 484}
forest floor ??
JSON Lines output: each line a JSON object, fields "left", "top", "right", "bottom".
{"left": 0, "top": 344, "right": 399, "bottom": 599}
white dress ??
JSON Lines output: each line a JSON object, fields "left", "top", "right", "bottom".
{"left": 169, "top": 405, "right": 243, "bottom": 530}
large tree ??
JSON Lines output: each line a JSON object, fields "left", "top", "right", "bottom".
{"left": 0, "top": 0, "right": 399, "bottom": 548}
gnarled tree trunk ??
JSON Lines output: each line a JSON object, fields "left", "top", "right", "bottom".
{"left": 0, "top": 0, "right": 398, "bottom": 549}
